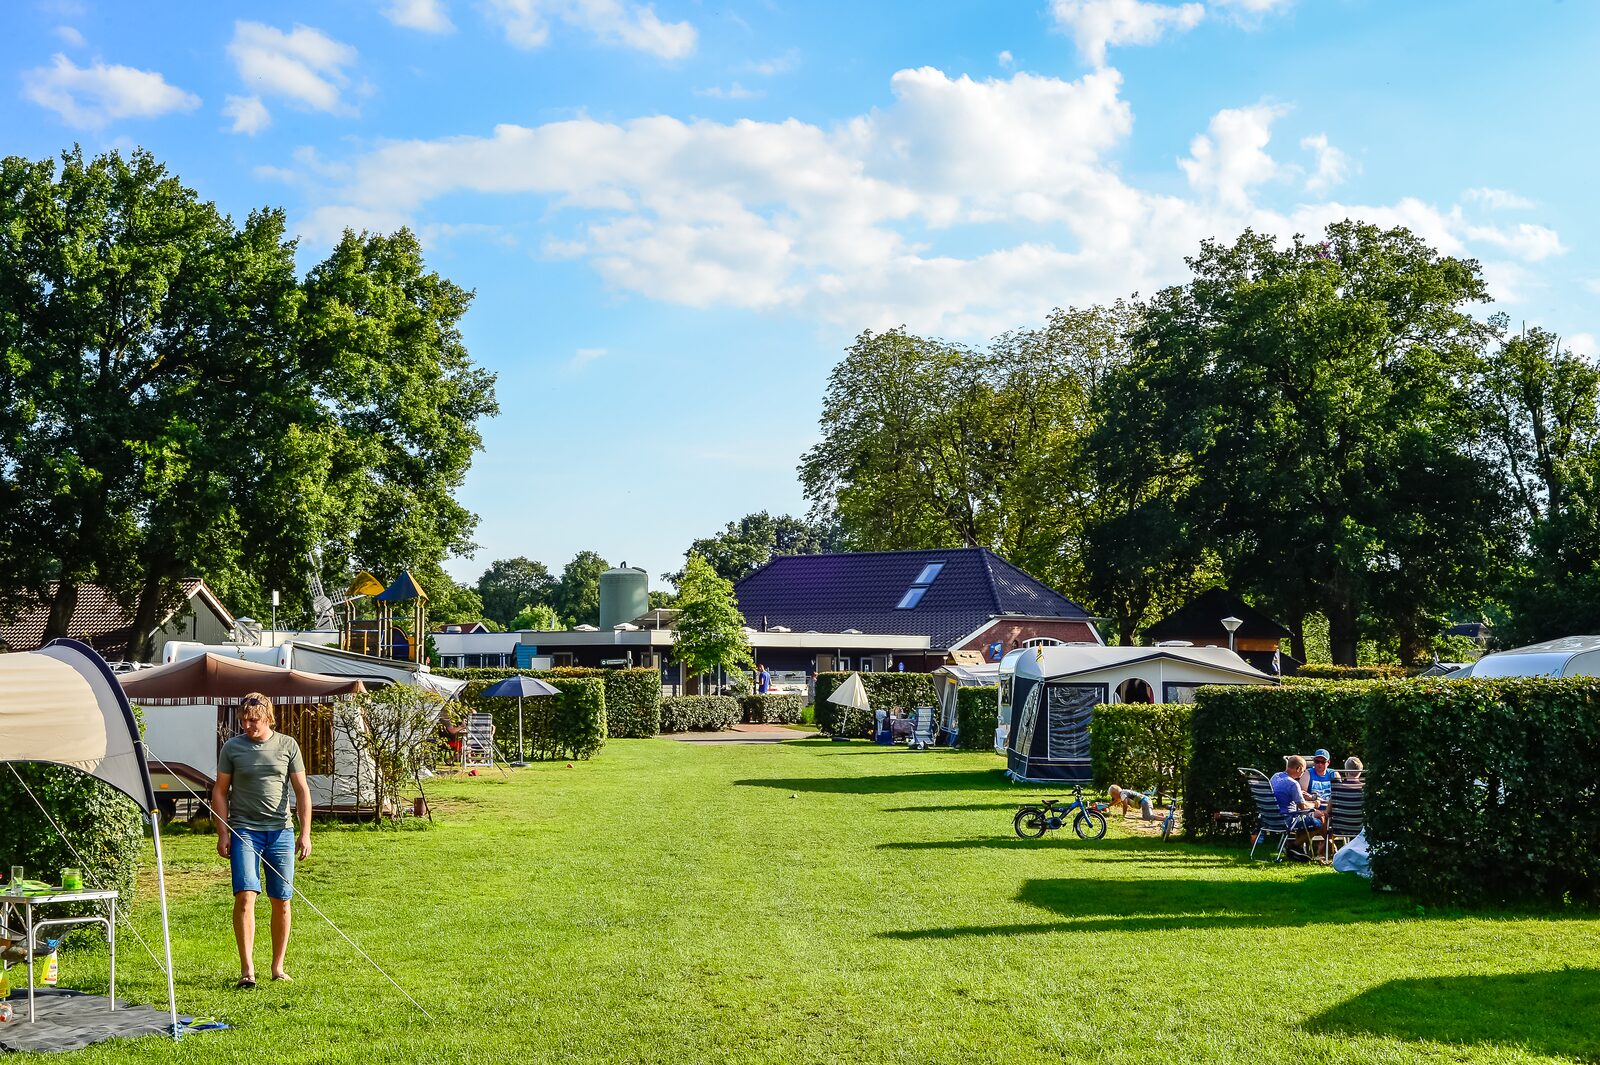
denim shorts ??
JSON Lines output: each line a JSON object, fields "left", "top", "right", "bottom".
{"left": 1286, "top": 811, "right": 1324, "bottom": 833}
{"left": 230, "top": 827, "right": 295, "bottom": 900}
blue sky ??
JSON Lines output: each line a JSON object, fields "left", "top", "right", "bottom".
{"left": 5, "top": 0, "right": 1597, "bottom": 590}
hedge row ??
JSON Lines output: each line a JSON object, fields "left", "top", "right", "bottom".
{"left": 660, "top": 695, "right": 740, "bottom": 733}
{"left": 1088, "top": 702, "right": 1191, "bottom": 802}
{"left": 438, "top": 666, "right": 659, "bottom": 739}
{"left": 741, "top": 693, "right": 804, "bottom": 725}
{"left": 1366, "top": 679, "right": 1600, "bottom": 907}
{"left": 1293, "top": 663, "right": 1410, "bottom": 680}
{"left": 1186, "top": 684, "right": 1370, "bottom": 839}
{"left": 0, "top": 765, "right": 144, "bottom": 920}
{"left": 954, "top": 686, "right": 999, "bottom": 750}
{"left": 812, "top": 672, "right": 937, "bottom": 736}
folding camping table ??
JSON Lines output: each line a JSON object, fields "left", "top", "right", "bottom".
{"left": 2, "top": 890, "right": 117, "bottom": 1023}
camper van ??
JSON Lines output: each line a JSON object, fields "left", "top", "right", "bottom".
{"left": 1463, "top": 635, "right": 1600, "bottom": 678}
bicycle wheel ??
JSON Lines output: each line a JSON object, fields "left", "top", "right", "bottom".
{"left": 1073, "top": 808, "right": 1108, "bottom": 840}
{"left": 1161, "top": 809, "right": 1177, "bottom": 842}
{"left": 1014, "top": 808, "right": 1048, "bottom": 839}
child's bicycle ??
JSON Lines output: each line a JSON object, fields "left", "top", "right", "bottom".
{"left": 1158, "top": 796, "right": 1179, "bottom": 841}
{"left": 1013, "top": 787, "right": 1108, "bottom": 840}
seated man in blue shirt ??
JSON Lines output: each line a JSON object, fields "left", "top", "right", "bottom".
{"left": 1305, "top": 749, "right": 1337, "bottom": 803}
{"left": 1271, "top": 754, "right": 1323, "bottom": 858}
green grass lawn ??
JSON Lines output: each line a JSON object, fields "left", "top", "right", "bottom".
{"left": 24, "top": 739, "right": 1600, "bottom": 1063}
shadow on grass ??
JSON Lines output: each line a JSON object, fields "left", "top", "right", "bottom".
{"left": 882, "top": 874, "right": 1417, "bottom": 939}
{"left": 1303, "top": 969, "right": 1600, "bottom": 1061}
{"left": 734, "top": 770, "right": 1010, "bottom": 795}
{"left": 878, "top": 834, "right": 1204, "bottom": 853}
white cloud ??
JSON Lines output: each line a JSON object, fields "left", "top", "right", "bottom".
{"left": 382, "top": 0, "right": 454, "bottom": 32}
{"left": 747, "top": 50, "right": 799, "bottom": 77}
{"left": 484, "top": 0, "right": 696, "bottom": 59}
{"left": 228, "top": 21, "right": 358, "bottom": 114}
{"left": 1464, "top": 187, "right": 1534, "bottom": 211}
{"left": 998, "top": 50, "right": 1015, "bottom": 67}
{"left": 1050, "top": 0, "right": 1204, "bottom": 66}
{"left": 1568, "top": 332, "right": 1599, "bottom": 358}
{"left": 694, "top": 82, "right": 760, "bottom": 100}
{"left": 22, "top": 53, "right": 199, "bottom": 129}
{"left": 1210, "top": 0, "right": 1295, "bottom": 22}
{"left": 1462, "top": 221, "right": 1564, "bottom": 262}
{"left": 1301, "top": 132, "right": 1351, "bottom": 195}
{"left": 223, "top": 94, "right": 271, "bottom": 135}
{"left": 286, "top": 67, "right": 1568, "bottom": 335}
{"left": 54, "top": 26, "right": 85, "bottom": 46}
{"left": 1584, "top": 279, "right": 1600, "bottom": 296}
{"left": 1180, "top": 103, "right": 1285, "bottom": 209}
{"left": 570, "top": 346, "right": 608, "bottom": 368}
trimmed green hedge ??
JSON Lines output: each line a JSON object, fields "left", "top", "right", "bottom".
{"left": 1089, "top": 702, "right": 1191, "bottom": 802}
{"left": 660, "top": 695, "right": 739, "bottom": 733}
{"left": 813, "top": 672, "right": 937, "bottom": 736}
{"left": 1186, "top": 684, "right": 1370, "bottom": 839}
{"left": 1366, "top": 679, "right": 1600, "bottom": 907}
{"left": 438, "top": 666, "right": 658, "bottom": 739}
{"left": 453, "top": 675, "right": 607, "bottom": 760}
{"left": 1294, "top": 663, "right": 1409, "bottom": 680}
{"left": 954, "top": 686, "right": 999, "bottom": 750}
{"left": 741, "top": 693, "right": 804, "bottom": 724}
{"left": 601, "top": 669, "right": 663, "bottom": 738}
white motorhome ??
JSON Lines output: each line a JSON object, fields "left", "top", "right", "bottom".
{"left": 1462, "top": 635, "right": 1600, "bottom": 678}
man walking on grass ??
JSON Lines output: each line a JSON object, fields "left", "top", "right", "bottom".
{"left": 213, "top": 692, "right": 312, "bottom": 989}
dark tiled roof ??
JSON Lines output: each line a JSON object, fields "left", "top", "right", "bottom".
{"left": 732, "top": 548, "right": 1089, "bottom": 649}
{"left": 1144, "top": 587, "right": 1291, "bottom": 643}
{"left": 0, "top": 579, "right": 215, "bottom": 657}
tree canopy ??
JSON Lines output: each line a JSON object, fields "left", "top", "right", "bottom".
{"left": 0, "top": 148, "right": 497, "bottom": 653}
{"left": 671, "top": 553, "right": 754, "bottom": 684}
{"left": 673, "top": 511, "right": 842, "bottom": 584}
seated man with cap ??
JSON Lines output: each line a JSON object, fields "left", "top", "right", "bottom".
{"left": 1305, "top": 749, "right": 1337, "bottom": 805}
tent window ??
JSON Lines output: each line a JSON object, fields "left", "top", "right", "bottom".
{"left": 1116, "top": 678, "right": 1155, "bottom": 704}
{"left": 1045, "top": 684, "right": 1100, "bottom": 759}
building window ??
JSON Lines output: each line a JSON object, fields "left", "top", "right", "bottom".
{"left": 1021, "top": 637, "right": 1063, "bottom": 648}
{"left": 896, "top": 561, "right": 945, "bottom": 608}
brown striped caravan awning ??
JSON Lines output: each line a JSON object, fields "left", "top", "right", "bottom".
{"left": 119, "top": 652, "right": 366, "bottom": 706}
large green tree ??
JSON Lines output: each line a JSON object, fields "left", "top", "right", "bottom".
{"left": 1479, "top": 327, "right": 1600, "bottom": 644}
{"left": 550, "top": 551, "right": 609, "bottom": 628}
{"left": 674, "top": 511, "right": 842, "bottom": 584}
{"left": 1118, "top": 221, "right": 1511, "bottom": 664}
{"left": 476, "top": 556, "right": 556, "bottom": 627}
{"left": 0, "top": 148, "right": 497, "bottom": 656}
{"left": 671, "top": 553, "right": 754, "bottom": 687}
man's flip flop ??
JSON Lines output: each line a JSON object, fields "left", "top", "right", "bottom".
{"left": 237, "top": 978, "right": 256, "bottom": 990}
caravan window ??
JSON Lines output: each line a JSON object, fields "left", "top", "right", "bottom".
{"left": 1013, "top": 685, "right": 1043, "bottom": 753}
{"left": 1116, "top": 678, "right": 1155, "bottom": 704}
{"left": 999, "top": 674, "right": 1014, "bottom": 713}
{"left": 1163, "top": 682, "right": 1240, "bottom": 703}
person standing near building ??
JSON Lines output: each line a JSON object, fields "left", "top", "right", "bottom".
{"left": 756, "top": 663, "right": 771, "bottom": 694}
{"left": 213, "top": 693, "right": 312, "bottom": 989}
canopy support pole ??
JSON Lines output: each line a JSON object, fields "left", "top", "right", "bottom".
{"left": 148, "top": 813, "right": 181, "bottom": 1041}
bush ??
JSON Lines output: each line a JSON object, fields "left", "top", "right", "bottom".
{"left": 1186, "top": 683, "right": 1370, "bottom": 839}
{"left": 954, "top": 686, "right": 1000, "bottom": 750}
{"left": 439, "top": 666, "right": 654, "bottom": 740}
{"left": 1365, "top": 678, "right": 1600, "bottom": 907}
{"left": 1294, "top": 663, "right": 1409, "bottom": 680}
{"left": 602, "top": 669, "right": 662, "bottom": 738}
{"left": 741, "top": 693, "right": 804, "bottom": 724}
{"left": 1089, "top": 702, "right": 1192, "bottom": 802}
{"left": 549, "top": 678, "right": 607, "bottom": 760}
{"left": 812, "top": 672, "right": 937, "bottom": 736}
{"left": 0, "top": 765, "right": 144, "bottom": 917}
{"left": 659, "top": 695, "right": 739, "bottom": 733}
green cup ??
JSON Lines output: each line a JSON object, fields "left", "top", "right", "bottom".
{"left": 61, "top": 868, "right": 82, "bottom": 892}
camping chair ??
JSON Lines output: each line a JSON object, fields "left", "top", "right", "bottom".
{"left": 909, "top": 706, "right": 937, "bottom": 750}
{"left": 1241, "top": 767, "right": 1293, "bottom": 861}
{"left": 1324, "top": 781, "right": 1365, "bottom": 850}
{"left": 462, "top": 712, "right": 495, "bottom": 768}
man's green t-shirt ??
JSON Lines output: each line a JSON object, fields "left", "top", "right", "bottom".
{"left": 218, "top": 731, "right": 306, "bottom": 831}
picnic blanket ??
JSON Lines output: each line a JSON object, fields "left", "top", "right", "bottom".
{"left": 0, "top": 988, "right": 222, "bottom": 1053}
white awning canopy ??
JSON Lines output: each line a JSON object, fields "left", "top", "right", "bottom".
{"left": 0, "top": 640, "right": 155, "bottom": 811}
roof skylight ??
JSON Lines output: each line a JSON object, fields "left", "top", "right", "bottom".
{"left": 896, "top": 560, "right": 945, "bottom": 608}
